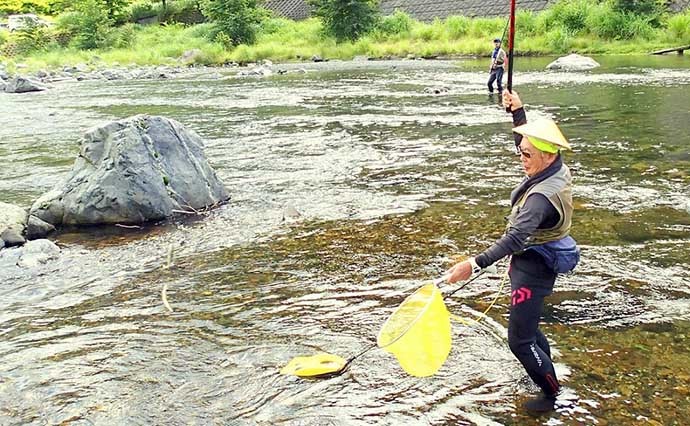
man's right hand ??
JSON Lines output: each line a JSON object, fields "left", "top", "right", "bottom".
{"left": 446, "top": 260, "right": 472, "bottom": 284}
{"left": 502, "top": 89, "right": 523, "bottom": 111}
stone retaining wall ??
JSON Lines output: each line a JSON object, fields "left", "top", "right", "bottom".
{"left": 265, "top": 0, "right": 690, "bottom": 21}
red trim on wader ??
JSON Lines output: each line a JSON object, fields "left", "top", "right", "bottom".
{"left": 511, "top": 287, "right": 532, "bottom": 305}
{"left": 546, "top": 373, "right": 559, "bottom": 394}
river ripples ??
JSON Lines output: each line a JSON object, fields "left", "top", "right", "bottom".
{"left": 0, "top": 56, "right": 689, "bottom": 425}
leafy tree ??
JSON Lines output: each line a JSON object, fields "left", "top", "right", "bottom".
{"left": 48, "top": 0, "right": 73, "bottom": 14}
{"left": 201, "top": 0, "right": 265, "bottom": 45}
{"left": 14, "top": 16, "right": 50, "bottom": 52}
{"left": 308, "top": 0, "right": 379, "bottom": 41}
{"left": 57, "top": 0, "right": 113, "bottom": 49}
{"left": 611, "top": 0, "right": 665, "bottom": 26}
{"left": 100, "top": 0, "right": 129, "bottom": 22}
{"left": 0, "top": 0, "right": 52, "bottom": 14}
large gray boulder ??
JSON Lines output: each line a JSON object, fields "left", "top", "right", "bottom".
{"left": 546, "top": 54, "right": 600, "bottom": 71}
{"left": 30, "top": 115, "right": 229, "bottom": 226}
{"left": 0, "top": 202, "right": 28, "bottom": 246}
{"left": 4, "top": 76, "right": 47, "bottom": 93}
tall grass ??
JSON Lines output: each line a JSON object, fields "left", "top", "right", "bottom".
{"left": 666, "top": 12, "right": 690, "bottom": 43}
{"left": 4, "top": 1, "right": 690, "bottom": 70}
{"left": 13, "top": 24, "right": 225, "bottom": 68}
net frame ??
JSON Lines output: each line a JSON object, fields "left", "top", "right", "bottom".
{"left": 376, "top": 283, "right": 441, "bottom": 349}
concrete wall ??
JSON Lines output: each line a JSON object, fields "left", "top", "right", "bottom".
{"left": 669, "top": 0, "right": 690, "bottom": 12}
{"left": 263, "top": 0, "right": 557, "bottom": 21}
{"left": 264, "top": 0, "right": 310, "bottom": 21}
{"left": 379, "top": 0, "right": 554, "bottom": 21}
{"left": 263, "top": 0, "right": 690, "bottom": 21}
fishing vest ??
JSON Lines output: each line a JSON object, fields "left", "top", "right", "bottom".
{"left": 507, "top": 164, "right": 573, "bottom": 246}
{"left": 492, "top": 48, "right": 506, "bottom": 68}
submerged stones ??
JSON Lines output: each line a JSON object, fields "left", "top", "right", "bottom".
{"left": 0, "top": 202, "right": 29, "bottom": 247}
{"left": 0, "top": 201, "right": 55, "bottom": 256}
{"left": 29, "top": 115, "right": 229, "bottom": 226}
{"left": 546, "top": 54, "right": 600, "bottom": 71}
{"left": 424, "top": 86, "right": 450, "bottom": 95}
{"left": 0, "top": 238, "right": 60, "bottom": 269}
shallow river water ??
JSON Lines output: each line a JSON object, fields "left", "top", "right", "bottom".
{"left": 1, "top": 55, "right": 689, "bottom": 425}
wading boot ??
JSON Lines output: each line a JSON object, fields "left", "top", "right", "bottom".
{"left": 523, "top": 393, "right": 557, "bottom": 414}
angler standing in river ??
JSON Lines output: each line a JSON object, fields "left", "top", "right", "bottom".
{"left": 446, "top": 89, "right": 580, "bottom": 413}
{"left": 488, "top": 38, "right": 507, "bottom": 94}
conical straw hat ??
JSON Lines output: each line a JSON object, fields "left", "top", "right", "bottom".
{"left": 512, "top": 118, "right": 571, "bottom": 151}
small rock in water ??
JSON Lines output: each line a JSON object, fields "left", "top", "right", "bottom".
{"left": 4, "top": 76, "right": 47, "bottom": 93}
{"left": 26, "top": 215, "right": 56, "bottom": 240}
{"left": 0, "top": 228, "right": 25, "bottom": 247}
{"left": 424, "top": 86, "right": 450, "bottom": 95}
{"left": 282, "top": 205, "right": 301, "bottom": 221}
{"left": 16, "top": 239, "right": 60, "bottom": 268}
{"left": 546, "top": 54, "right": 600, "bottom": 71}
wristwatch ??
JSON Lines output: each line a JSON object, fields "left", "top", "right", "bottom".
{"left": 469, "top": 257, "right": 482, "bottom": 275}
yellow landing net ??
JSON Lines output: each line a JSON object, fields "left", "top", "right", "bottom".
{"left": 377, "top": 282, "right": 452, "bottom": 377}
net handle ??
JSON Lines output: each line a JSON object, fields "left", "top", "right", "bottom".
{"left": 443, "top": 270, "right": 487, "bottom": 299}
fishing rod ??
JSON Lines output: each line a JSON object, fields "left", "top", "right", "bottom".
{"left": 502, "top": 0, "right": 517, "bottom": 113}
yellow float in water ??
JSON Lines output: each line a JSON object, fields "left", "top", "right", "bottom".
{"left": 279, "top": 353, "right": 347, "bottom": 378}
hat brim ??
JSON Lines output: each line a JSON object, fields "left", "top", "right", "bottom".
{"left": 512, "top": 119, "right": 571, "bottom": 151}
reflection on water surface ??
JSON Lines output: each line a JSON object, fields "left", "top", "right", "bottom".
{"left": 0, "top": 56, "right": 689, "bottom": 425}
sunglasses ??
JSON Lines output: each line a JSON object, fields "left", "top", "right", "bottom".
{"left": 517, "top": 147, "right": 534, "bottom": 159}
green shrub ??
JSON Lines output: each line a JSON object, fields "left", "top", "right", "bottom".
{"left": 202, "top": 0, "right": 265, "bottom": 45}
{"left": 187, "top": 21, "right": 215, "bottom": 38}
{"left": 516, "top": 10, "right": 538, "bottom": 36}
{"left": 48, "top": 0, "right": 71, "bottom": 14}
{"left": 213, "top": 30, "right": 231, "bottom": 48}
{"left": 229, "top": 42, "right": 252, "bottom": 62}
{"left": 377, "top": 9, "right": 413, "bottom": 37}
{"left": 585, "top": 4, "right": 619, "bottom": 38}
{"left": 666, "top": 12, "right": 690, "bottom": 42}
{"left": 57, "top": 0, "right": 113, "bottom": 50}
{"left": 19, "top": 0, "right": 51, "bottom": 14}
{"left": 308, "top": 0, "right": 379, "bottom": 42}
{"left": 586, "top": 6, "right": 655, "bottom": 40}
{"left": 545, "top": 25, "right": 572, "bottom": 51}
{"left": 612, "top": 0, "right": 661, "bottom": 13}
{"left": 445, "top": 15, "right": 470, "bottom": 39}
{"left": 129, "top": 1, "right": 158, "bottom": 22}
{"left": 159, "top": 0, "right": 205, "bottom": 24}
{"left": 0, "top": 0, "right": 52, "bottom": 14}
{"left": 13, "top": 18, "right": 51, "bottom": 53}
{"left": 469, "top": 17, "right": 504, "bottom": 39}
{"left": 412, "top": 19, "right": 444, "bottom": 41}
{"left": 612, "top": 0, "right": 665, "bottom": 25}
{"left": 540, "top": 0, "right": 593, "bottom": 35}
{"left": 619, "top": 13, "right": 655, "bottom": 39}
{"left": 107, "top": 22, "right": 137, "bottom": 48}
{"left": 259, "top": 17, "right": 290, "bottom": 35}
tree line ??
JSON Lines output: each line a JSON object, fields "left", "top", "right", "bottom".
{"left": 0, "top": 0, "right": 685, "bottom": 57}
